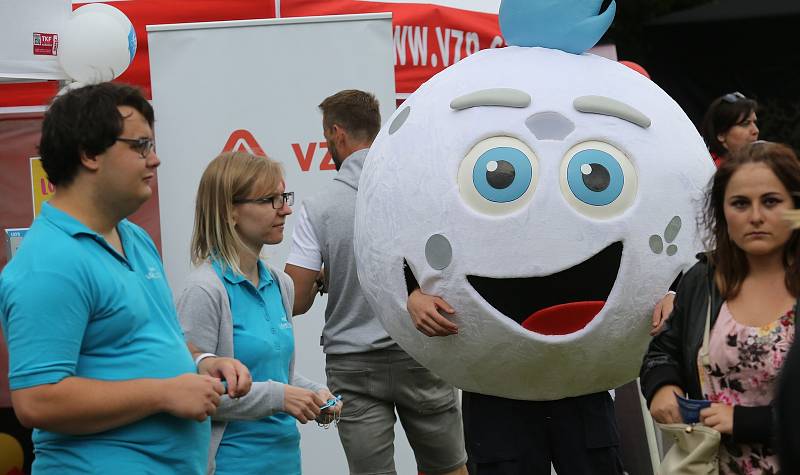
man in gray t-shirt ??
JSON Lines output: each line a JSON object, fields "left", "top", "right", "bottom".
{"left": 285, "top": 90, "right": 467, "bottom": 475}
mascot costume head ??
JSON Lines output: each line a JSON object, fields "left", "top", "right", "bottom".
{"left": 354, "top": 0, "right": 715, "bottom": 400}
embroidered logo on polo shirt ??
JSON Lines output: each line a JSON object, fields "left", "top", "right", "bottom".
{"left": 145, "top": 267, "right": 163, "bottom": 280}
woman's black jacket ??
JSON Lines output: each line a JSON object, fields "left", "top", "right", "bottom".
{"left": 639, "top": 257, "right": 775, "bottom": 444}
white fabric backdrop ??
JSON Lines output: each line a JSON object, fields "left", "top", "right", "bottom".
{"left": 0, "top": 0, "right": 70, "bottom": 81}
{"left": 148, "top": 14, "right": 399, "bottom": 474}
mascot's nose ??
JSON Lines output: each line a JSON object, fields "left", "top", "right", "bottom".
{"left": 525, "top": 111, "right": 575, "bottom": 141}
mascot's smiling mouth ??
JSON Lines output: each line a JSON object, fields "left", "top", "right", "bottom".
{"left": 466, "top": 242, "right": 623, "bottom": 336}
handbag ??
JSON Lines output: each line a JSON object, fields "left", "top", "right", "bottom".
{"left": 655, "top": 293, "right": 721, "bottom": 475}
{"left": 656, "top": 422, "right": 720, "bottom": 474}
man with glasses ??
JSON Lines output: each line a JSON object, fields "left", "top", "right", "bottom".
{"left": 0, "top": 82, "right": 251, "bottom": 474}
{"left": 285, "top": 90, "right": 468, "bottom": 475}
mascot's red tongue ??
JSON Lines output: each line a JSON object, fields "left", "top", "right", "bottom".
{"left": 522, "top": 301, "right": 605, "bottom": 335}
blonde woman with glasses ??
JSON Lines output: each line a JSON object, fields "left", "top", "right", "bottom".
{"left": 177, "top": 151, "right": 340, "bottom": 475}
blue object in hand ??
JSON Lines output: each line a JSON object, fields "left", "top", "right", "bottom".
{"left": 320, "top": 395, "right": 342, "bottom": 410}
{"left": 675, "top": 392, "right": 711, "bottom": 424}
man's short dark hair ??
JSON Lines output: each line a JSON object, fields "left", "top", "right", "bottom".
{"left": 39, "top": 82, "right": 154, "bottom": 187}
{"left": 318, "top": 90, "right": 381, "bottom": 143}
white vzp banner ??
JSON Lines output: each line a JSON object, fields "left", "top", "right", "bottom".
{"left": 147, "top": 13, "right": 400, "bottom": 474}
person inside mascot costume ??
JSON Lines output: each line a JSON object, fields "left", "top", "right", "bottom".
{"left": 354, "top": 0, "right": 715, "bottom": 473}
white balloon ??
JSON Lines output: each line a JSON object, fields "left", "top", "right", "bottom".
{"left": 59, "top": 11, "right": 132, "bottom": 84}
{"left": 72, "top": 3, "right": 137, "bottom": 62}
{"left": 74, "top": 3, "right": 130, "bottom": 30}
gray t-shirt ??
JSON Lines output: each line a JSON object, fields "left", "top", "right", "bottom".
{"left": 286, "top": 148, "right": 398, "bottom": 354}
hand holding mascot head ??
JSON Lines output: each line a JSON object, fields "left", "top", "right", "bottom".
{"left": 354, "top": 0, "right": 715, "bottom": 400}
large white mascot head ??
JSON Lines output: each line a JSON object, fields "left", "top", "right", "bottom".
{"left": 354, "top": 0, "right": 715, "bottom": 400}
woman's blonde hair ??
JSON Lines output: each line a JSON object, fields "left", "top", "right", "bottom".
{"left": 191, "top": 151, "right": 284, "bottom": 275}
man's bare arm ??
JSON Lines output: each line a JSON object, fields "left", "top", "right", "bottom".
{"left": 285, "top": 264, "right": 320, "bottom": 316}
{"left": 12, "top": 374, "right": 223, "bottom": 434}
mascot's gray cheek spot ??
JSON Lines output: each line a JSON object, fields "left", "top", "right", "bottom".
{"left": 425, "top": 234, "right": 453, "bottom": 270}
{"left": 649, "top": 235, "right": 664, "bottom": 254}
{"left": 649, "top": 216, "right": 682, "bottom": 255}
{"left": 664, "top": 216, "right": 681, "bottom": 243}
{"left": 389, "top": 106, "right": 411, "bottom": 135}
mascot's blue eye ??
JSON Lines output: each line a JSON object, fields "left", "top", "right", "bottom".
{"left": 559, "top": 141, "right": 637, "bottom": 219}
{"left": 566, "top": 149, "right": 624, "bottom": 206}
{"left": 459, "top": 136, "right": 538, "bottom": 216}
{"left": 472, "top": 147, "right": 533, "bottom": 203}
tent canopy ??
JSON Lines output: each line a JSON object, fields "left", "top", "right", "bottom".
{"left": 651, "top": 0, "right": 800, "bottom": 25}
{"left": 642, "top": 0, "right": 800, "bottom": 151}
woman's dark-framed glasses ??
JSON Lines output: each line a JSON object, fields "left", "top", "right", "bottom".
{"left": 721, "top": 92, "right": 746, "bottom": 104}
{"left": 116, "top": 137, "right": 156, "bottom": 159}
{"left": 234, "top": 191, "right": 294, "bottom": 209}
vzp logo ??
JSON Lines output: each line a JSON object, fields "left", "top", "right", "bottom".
{"left": 222, "top": 129, "right": 266, "bottom": 156}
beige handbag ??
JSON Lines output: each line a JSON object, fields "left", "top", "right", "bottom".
{"left": 656, "top": 295, "right": 721, "bottom": 475}
{"left": 656, "top": 422, "right": 720, "bottom": 474}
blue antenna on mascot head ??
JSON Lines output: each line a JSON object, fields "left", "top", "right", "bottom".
{"left": 499, "top": 0, "right": 616, "bottom": 54}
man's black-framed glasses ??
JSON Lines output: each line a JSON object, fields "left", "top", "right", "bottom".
{"left": 721, "top": 91, "right": 746, "bottom": 104}
{"left": 117, "top": 137, "right": 156, "bottom": 159}
{"left": 234, "top": 191, "right": 295, "bottom": 209}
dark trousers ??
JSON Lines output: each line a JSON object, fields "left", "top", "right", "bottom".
{"left": 463, "top": 391, "right": 624, "bottom": 475}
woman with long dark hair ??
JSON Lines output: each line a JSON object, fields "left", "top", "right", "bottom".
{"left": 641, "top": 141, "right": 799, "bottom": 473}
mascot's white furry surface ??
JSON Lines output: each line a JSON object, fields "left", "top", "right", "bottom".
{"left": 354, "top": 0, "right": 716, "bottom": 400}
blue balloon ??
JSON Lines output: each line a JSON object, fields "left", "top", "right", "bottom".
{"left": 499, "top": 0, "right": 616, "bottom": 54}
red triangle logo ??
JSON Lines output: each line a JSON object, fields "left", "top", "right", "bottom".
{"left": 222, "top": 129, "right": 266, "bottom": 156}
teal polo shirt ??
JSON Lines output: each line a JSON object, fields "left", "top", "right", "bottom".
{"left": 211, "top": 259, "right": 299, "bottom": 475}
{"left": 0, "top": 203, "right": 209, "bottom": 474}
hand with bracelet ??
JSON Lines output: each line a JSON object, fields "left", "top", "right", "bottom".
{"left": 192, "top": 349, "right": 252, "bottom": 398}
